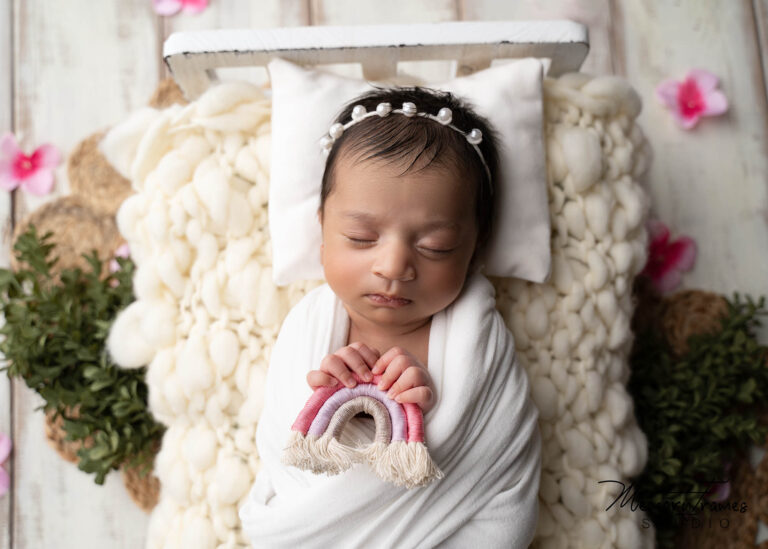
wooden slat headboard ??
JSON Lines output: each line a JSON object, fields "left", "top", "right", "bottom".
{"left": 164, "top": 20, "right": 589, "bottom": 99}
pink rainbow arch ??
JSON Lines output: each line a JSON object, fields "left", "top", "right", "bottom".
{"left": 290, "top": 372, "right": 425, "bottom": 443}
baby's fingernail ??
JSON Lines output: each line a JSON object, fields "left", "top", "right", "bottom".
{"left": 387, "top": 390, "right": 394, "bottom": 398}
{"left": 364, "top": 373, "right": 372, "bottom": 382}
{"left": 346, "top": 380, "right": 356, "bottom": 388}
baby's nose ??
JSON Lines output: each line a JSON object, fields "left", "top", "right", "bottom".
{"left": 372, "top": 242, "right": 415, "bottom": 281}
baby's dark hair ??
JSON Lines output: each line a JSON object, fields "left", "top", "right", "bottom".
{"left": 318, "top": 86, "right": 501, "bottom": 273}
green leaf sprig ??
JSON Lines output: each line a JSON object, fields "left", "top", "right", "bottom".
{"left": 0, "top": 224, "right": 165, "bottom": 484}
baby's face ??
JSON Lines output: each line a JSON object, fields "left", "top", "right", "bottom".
{"left": 318, "top": 153, "right": 478, "bottom": 333}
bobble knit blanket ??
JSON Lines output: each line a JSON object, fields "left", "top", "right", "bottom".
{"left": 238, "top": 270, "right": 541, "bottom": 547}
{"left": 102, "top": 71, "right": 654, "bottom": 549}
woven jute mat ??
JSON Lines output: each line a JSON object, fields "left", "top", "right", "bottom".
{"left": 67, "top": 130, "right": 134, "bottom": 217}
{"left": 659, "top": 288, "right": 731, "bottom": 357}
{"left": 120, "top": 439, "right": 162, "bottom": 513}
{"left": 674, "top": 446, "right": 765, "bottom": 548}
{"left": 148, "top": 77, "right": 188, "bottom": 108}
{"left": 45, "top": 404, "right": 161, "bottom": 512}
{"left": 10, "top": 195, "right": 124, "bottom": 282}
{"left": 44, "top": 405, "right": 92, "bottom": 463}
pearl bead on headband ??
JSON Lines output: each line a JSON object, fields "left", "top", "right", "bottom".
{"left": 319, "top": 102, "right": 492, "bottom": 182}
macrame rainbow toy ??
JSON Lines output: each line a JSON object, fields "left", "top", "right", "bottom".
{"left": 282, "top": 372, "right": 445, "bottom": 489}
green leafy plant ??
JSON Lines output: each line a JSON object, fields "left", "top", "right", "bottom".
{"left": 0, "top": 224, "right": 164, "bottom": 484}
{"left": 627, "top": 292, "right": 768, "bottom": 548}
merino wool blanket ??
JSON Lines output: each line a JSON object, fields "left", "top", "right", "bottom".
{"left": 239, "top": 271, "right": 543, "bottom": 548}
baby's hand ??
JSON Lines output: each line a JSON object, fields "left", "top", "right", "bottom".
{"left": 371, "top": 347, "right": 435, "bottom": 415}
{"left": 307, "top": 342, "right": 380, "bottom": 390}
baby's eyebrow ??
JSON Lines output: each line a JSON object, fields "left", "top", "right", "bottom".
{"left": 340, "top": 211, "right": 459, "bottom": 231}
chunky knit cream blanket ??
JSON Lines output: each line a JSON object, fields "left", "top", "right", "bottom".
{"left": 102, "top": 69, "right": 653, "bottom": 549}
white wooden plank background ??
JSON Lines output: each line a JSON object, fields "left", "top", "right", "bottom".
{"left": 0, "top": 1, "right": 767, "bottom": 547}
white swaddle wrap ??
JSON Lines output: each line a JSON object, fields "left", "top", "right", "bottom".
{"left": 239, "top": 271, "right": 542, "bottom": 548}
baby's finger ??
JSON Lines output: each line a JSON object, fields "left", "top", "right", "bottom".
{"left": 306, "top": 369, "right": 338, "bottom": 390}
{"left": 371, "top": 346, "right": 400, "bottom": 374}
{"left": 377, "top": 354, "right": 411, "bottom": 392}
{"left": 390, "top": 386, "right": 434, "bottom": 411}
{"left": 334, "top": 346, "right": 374, "bottom": 383}
{"left": 371, "top": 345, "right": 415, "bottom": 375}
{"left": 347, "top": 341, "right": 381, "bottom": 368}
{"left": 385, "top": 365, "right": 429, "bottom": 398}
{"left": 319, "top": 354, "right": 357, "bottom": 388}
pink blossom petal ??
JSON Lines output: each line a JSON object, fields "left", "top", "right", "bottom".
{"left": 0, "top": 134, "right": 21, "bottom": 187}
{"left": 671, "top": 107, "right": 701, "bottom": 130}
{"left": 181, "top": 0, "right": 208, "bottom": 13}
{"left": 707, "top": 480, "right": 731, "bottom": 502}
{"left": 0, "top": 168, "right": 21, "bottom": 192}
{"left": 115, "top": 243, "right": 131, "bottom": 258}
{"left": 0, "top": 434, "right": 11, "bottom": 463}
{"left": 667, "top": 237, "right": 697, "bottom": 271}
{"left": 702, "top": 90, "right": 728, "bottom": 116}
{"left": 646, "top": 219, "right": 670, "bottom": 245}
{"left": 0, "top": 133, "right": 21, "bottom": 159}
{"left": 31, "top": 143, "right": 60, "bottom": 169}
{"left": 642, "top": 219, "right": 698, "bottom": 293}
{"left": 19, "top": 169, "right": 55, "bottom": 196}
{"left": 687, "top": 68, "right": 719, "bottom": 94}
{"left": 654, "top": 265, "right": 683, "bottom": 294}
{"left": 655, "top": 80, "right": 681, "bottom": 108}
{"left": 153, "top": 0, "right": 182, "bottom": 15}
{"left": 0, "top": 467, "right": 8, "bottom": 497}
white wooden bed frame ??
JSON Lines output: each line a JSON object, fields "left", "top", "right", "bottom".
{"left": 163, "top": 20, "right": 589, "bottom": 99}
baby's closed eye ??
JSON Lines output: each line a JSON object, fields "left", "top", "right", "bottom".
{"left": 344, "top": 235, "right": 456, "bottom": 254}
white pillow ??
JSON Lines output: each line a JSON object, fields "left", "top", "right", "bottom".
{"left": 267, "top": 57, "right": 552, "bottom": 286}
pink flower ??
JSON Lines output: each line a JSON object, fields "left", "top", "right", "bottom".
{"left": 152, "top": 0, "right": 208, "bottom": 16}
{"left": 656, "top": 69, "right": 728, "bottom": 129}
{"left": 109, "top": 242, "right": 131, "bottom": 274}
{"left": 109, "top": 243, "right": 131, "bottom": 288}
{"left": 0, "top": 432, "right": 11, "bottom": 498}
{"left": 704, "top": 460, "right": 731, "bottom": 502}
{"left": 0, "top": 133, "right": 60, "bottom": 195}
{"left": 640, "top": 219, "right": 697, "bottom": 294}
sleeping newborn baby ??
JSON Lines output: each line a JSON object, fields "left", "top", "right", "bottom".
{"left": 239, "top": 85, "right": 542, "bottom": 548}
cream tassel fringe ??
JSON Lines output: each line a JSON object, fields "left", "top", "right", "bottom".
{"left": 311, "top": 433, "right": 358, "bottom": 474}
{"left": 283, "top": 432, "right": 444, "bottom": 488}
{"left": 282, "top": 431, "right": 358, "bottom": 475}
{"left": 371, "top": 441, "right": 445, "bottom": 489}
{"left": 281, "top": 431, "right": 317, "bottom": 471}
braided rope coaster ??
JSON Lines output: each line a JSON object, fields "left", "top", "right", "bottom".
{"left": 43, "top": 405, "right": 92, "bottom": 464}
{"left": 10, "top": 195, "right": 123, "bottom": 282}
{"left": 67, "top": 130, "right": 134, "bottom": 217}
{"left": 675, "top": 416, "right": 768, "bottom": 549}
{"left": 120, "top": 439, "right": 162, "bottom": 513}
{"left": 44, "top": 404, "right": 161, "bottom": 512}
{"left": 148, "top": 77, "right": 188, "bottom": 109}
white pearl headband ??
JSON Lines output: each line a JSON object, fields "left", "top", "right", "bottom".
{"left": 320, "top": 101, "right": 492, "bottom": 182}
